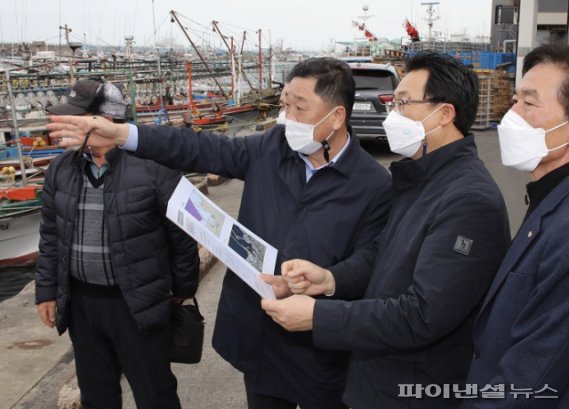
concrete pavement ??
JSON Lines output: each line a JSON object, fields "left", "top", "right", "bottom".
{"left": 0, "top": 281, "right": 74, "bottom": 409}
{"left": 473, "top": 129, "right": 529, "bottom": 234}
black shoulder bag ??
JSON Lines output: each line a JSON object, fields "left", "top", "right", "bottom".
{"left": 170, "top": 297, "right": 205, "bottom": 364}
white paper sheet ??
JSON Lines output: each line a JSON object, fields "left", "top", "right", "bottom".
{"left": 167, "top": 178, "right": 277, "bottom": 299}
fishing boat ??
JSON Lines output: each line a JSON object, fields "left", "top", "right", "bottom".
{"left": 0, "top": 195, "right": 42, "bottom": 268}
{"left": 0, "top": 70, "right": 47, "bottom": 269}
{"left": 170, "top": 12, "right": 281, "bottom": 126}
{"left": 183, "top": 110, "right": 228, "bottom": 130}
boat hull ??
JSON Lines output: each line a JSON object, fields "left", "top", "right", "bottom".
{"left": 0, "top": 209, "right": 41, "bottom": 268}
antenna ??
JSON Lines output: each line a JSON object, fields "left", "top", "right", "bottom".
{"left": 358, "top": 4, "right": 374, "bottom": 26}
{"left": 421, "top": 2, "right": 440, "bottom": 40}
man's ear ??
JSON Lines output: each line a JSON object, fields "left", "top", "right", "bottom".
{"left": 332, "top": 106, "right": 346, "bottom": 130}
{"left": 440, "top": 104, "right": 457, "bottom": 126}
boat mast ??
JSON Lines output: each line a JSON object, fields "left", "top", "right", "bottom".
{"left": 211, "top": 21, "right": 236, "bottom": 100}
{"left": 268, "top": 29, "right": 274, "bottom": 88}
{"left": 186, "top": 62, "right": 193, "bottom": 107}
{"left": 4, "top": 70, "right": 28, "bottom": 186}
{"left": 240, "top": 32, "right": 256, "bottom": 92}
{"left": 170, "top": 11, "right": 227, "bottom": 99}
{"left": 152, "top": 0, "right": 165, "bottom": 119}
{"left": 421, "top": 2, "right": 440, "bottom": 41}
{"left": 211, "top": 21, "right": 255, "bottom": 93}
{"left": 257, "top": 29, "right": 263, "bottom": 92}
{"left": 238, "top": 32, "right": 248, "bottom": 105}
{"left": 230, "top": 36, "right": 236, "bottom": 101}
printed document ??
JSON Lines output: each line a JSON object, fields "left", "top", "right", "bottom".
{"left": 167, "top": 178, "right": 277, "bottom": 299}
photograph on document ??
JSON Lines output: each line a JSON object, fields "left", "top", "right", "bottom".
{"left": 228, "top": 223, "right": 266, "bottom": 272}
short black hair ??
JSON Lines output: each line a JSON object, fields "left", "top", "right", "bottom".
{"left": 286, "top": 57, "right": 355, "bottom": 124}
{"left": 523, "top": 44, "right": 569, "bottom": 119}
{"left": 405, "top": 52, "right": 479, "bottom": 135}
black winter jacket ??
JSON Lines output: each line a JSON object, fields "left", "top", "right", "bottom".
{"left": 35, "top": 148, "right": 199, "bottom": 335}
{"left": 313, "top": 135, "right": 511, "bottom": 409}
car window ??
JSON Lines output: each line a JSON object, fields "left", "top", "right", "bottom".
{"left": 353, "top": 70, "right": 395, "bottom": 91}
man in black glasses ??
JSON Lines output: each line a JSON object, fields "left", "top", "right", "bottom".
{"left": 261, "top": 52, "right": 511, "bottom": 409}
{"left": 35, "top": 79, "right": 199, "bottom": 409}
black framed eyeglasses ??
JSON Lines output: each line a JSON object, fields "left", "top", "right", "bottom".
{"left": 382, "top": 98, "right": 437, "bottom": 113}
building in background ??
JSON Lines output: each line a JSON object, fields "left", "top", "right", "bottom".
{"left": 491, "top": 0, "right": 568, "bottom": 81}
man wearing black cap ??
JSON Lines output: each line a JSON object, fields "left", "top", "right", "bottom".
{"left": 35, "top": 79, "right": 200, "bottom": 409}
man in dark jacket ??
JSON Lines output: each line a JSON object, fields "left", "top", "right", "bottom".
{"left": 262, "top": 53, "right": 511, "bottom": 409}
{"left": 461, "top": 44, "right": 569, "bottom": 408}
{"left": 36, "top": 79, "right": 200, "bottom": 409}
{"left": 46, "top": 59, "right": 392, "bottom": 409}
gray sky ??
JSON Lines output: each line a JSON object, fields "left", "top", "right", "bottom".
{"left": 1, "top": 0, "right": 492, "bottom": 51}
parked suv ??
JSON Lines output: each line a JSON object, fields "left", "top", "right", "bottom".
{"left": 347, "top": 60, "right": 399, "bottom": 142}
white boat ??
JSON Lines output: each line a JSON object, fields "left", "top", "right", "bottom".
{"left": 0, "top": 207, "right": 42, "bottom": 268}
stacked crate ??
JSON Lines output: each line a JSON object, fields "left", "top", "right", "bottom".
{"left": 394, "top": 62, "right": 406, "bottom": 79}
{"left": 473, "top": 73, "right": 492, "bottom": 130}
{"left": 473, "top": 69, "right": 513, "bottom": 129}
{"left": 489, "top": 70, "right": 513, "bottom": 121}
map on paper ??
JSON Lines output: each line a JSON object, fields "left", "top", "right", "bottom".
{"left": 184, "top": 190, "right": 224, "bottom": 237}
{"left": 167, "top": 178, "right": 277, "bottom": 299}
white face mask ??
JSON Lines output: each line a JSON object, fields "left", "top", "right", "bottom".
{"left": 383, "top": 105, "right": 443, "bottom": 157}
{"left": 498, "top": 110, "right": 569, "bottom": 172}
{"left": 285, "top": 108, "right": 337, "bottom": 155}
{"left": 276, "top": 110, "right": 286, "bottom": 125}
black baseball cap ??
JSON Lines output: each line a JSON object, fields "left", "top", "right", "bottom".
{"left": 47, "top": 79, "right": 104, "bottom": 116}
{"left": 47, "top": 79, "right": 127, "bottom": 119}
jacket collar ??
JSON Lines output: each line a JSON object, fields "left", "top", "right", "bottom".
{"left": 390, "top": 134, "right": 477, "bottom": 191}
{"left": 104, "top": 147, "right": 123, "bottom": 166}
{"left": 525, "top": 161, "right": 569, "bottom": 216}
{"left": 79, "top": 146, "right": 123, "bottom": 169}
{"left": 281, "top": 125, "right": 360, "bottom": 178}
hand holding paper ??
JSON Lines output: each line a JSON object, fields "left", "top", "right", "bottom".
{"left": 259, "top": 274, "right": 292, "bottom": 299}
{"left": 261, "top": 295, "right": 316, "bottom": 332}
